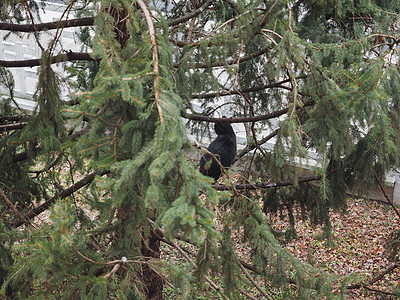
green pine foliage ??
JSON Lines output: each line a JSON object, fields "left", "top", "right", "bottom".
{"left": 1, "top": 0, "right": 400, "bottom": 298}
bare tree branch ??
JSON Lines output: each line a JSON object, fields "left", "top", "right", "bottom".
{"left": 0, "top": 52, "right": 94, "bottom": 68}
{"left": 375, "top": 174, "right": 400, "bottom": 220}
{"left": 0, "top": 122, "right": 27, "bottom": 132}
{"left": 9, "top": 170, "right": 110, "bottom": 228}
{"left": 181, "top": 99, "right": 315, "bottom": 123}
{"left": 0, "top": 17, "right": 94, "bottom": 32}
{"left": 235, "top": 129, "right": 279, "bottom": 161}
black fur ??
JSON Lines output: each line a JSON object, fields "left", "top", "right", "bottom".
{"left": 200, "top": 121, "right": 237, "bottom": 181}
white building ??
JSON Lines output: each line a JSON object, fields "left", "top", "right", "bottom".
{"left": 0, "top": 0, "right": 82, "bottom": 111}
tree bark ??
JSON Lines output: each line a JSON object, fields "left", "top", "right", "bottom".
{"left": 0, "top": 17, "right": 94, "bottom": 32}
{"left": 141, "top": 230, "right": 163, "bottom": 300}
{"left": 0, "top": 52, "right": 94, "bottom": 68}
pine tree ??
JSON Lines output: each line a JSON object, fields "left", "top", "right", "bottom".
{"left": 1, "top": 0, "right": 400, "bottom": 298}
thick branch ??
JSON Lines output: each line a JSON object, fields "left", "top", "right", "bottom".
{"left": 0, "top": 17, "right": 94, "bottom": 32}
{"left": 182, "top": 99, "right": 315, "bottom": 123}
{"left": 10, "top": 170, "right": 109, "bottom": 228}
{"left": 0, "top": 122, "right": 27, "bottom": 132}
{"left": 213, "top": 175, "right": 321, "bottom": 191}
{"left": 0, "top": 52, "right": 94, "bottom": 68}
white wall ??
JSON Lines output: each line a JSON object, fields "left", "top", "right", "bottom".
{"left": 0, "top": 1, "right": 82, "bottom": 111}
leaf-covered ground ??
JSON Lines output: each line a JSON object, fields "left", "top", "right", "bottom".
{"left": 161, "top": 196, "right": 400, "bottom": 299}
{"left": 272, "top": 198, "right": 400, "bottom": 299}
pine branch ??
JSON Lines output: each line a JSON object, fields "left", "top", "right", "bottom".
{"left": 0, "top": 52, "right": 94, "bottom": 68}
{"left": 0, "top": 37, "right": 267, "bottom": 70}
{"left": 167, "top": 0, "right": 214, "bottom": 27}
{"left": 10, "top": 125, "right": 90, "bottom": 164}
{"left": 9, "top": 170, "right": 109, "bottom": 228}
{"left": 0, "top": 17, "right": 94, "bottom": 32}
{"left": 213, "top": 175, "right": 321, "bottom": 191}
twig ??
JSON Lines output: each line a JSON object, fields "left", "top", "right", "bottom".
{"left": 103, "top": 257, "right": 127, "bottom": 279}
{"left": 187, "top": 46, "right": 271, "bottom": 69}
{"left": 238, "top": 288, "right": 258, "bottom": 300}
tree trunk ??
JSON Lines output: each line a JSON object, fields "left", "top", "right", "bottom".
{"left": 141, "top": 231, "right": 163, "bottom": 300}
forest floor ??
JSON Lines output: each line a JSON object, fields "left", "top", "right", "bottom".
{"left": 162, "top": 197, "right": 400, "bottom": 299}
{"left": 272, "top": 197, "right": 400, "bottom": 299}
